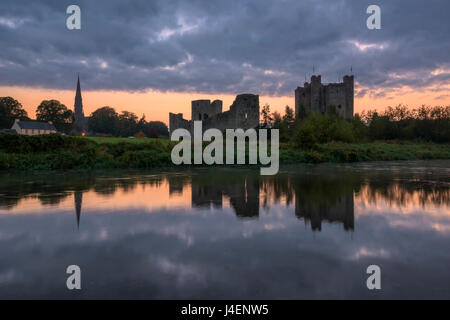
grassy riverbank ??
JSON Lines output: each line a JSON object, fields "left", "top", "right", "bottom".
{"left": 279, "top": 141, "right": 450, "bottom": 163}
{"left": 0, "top": 133, "right": 449, "bottom": 170}
{"left": 86, "top": 136, "right": 171, "bottom": 145}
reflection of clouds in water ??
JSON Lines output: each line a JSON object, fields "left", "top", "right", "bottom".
{"left": 263, "top": 223, "right": 287, "bottom": 231}
{"left": 155, "top": 257, "right": 202, "bottom": 284}
{"left": 0, "top": 162, "right": 449, "bottom": 298}
{"left": 98, "top": 228, "right": 108, "bottom": 241}
{"left": 431, "top": 224, "right": 450, "bottom": 233}
{"left": 0, "top": 270, "right": 17, "bottom": 284}
{"left": 356, "top": 200, "right": 450, "bottom": 235}
{"left": 0, "top": 204, "right": 449, "bottom": 298}
{"left": 157, "top": 225, "right": 195, "bottom": 246}
{"left": 348, "top": 247, "right": 391, "bottom": 261}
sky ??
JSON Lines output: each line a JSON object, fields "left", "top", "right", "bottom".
{"left": 0, "top": 0, "right": 449, "bottom": 124}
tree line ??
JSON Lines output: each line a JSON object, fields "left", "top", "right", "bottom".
{"left": 2, "top": 95, "right": 448, "bottom": 143}
{"left": 87, "top": 106, "right": 168, "bottom": 137}
{"left": 0, "top": 96, "right": 168, "bottom": 137}
{"left": 261, "top": 104, "right": 450, "bottom": 146}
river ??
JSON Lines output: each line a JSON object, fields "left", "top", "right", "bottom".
{"left": 0, "top": 160, "right": 449, "bottom": 299}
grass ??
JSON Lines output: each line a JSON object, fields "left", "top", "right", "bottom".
{"left": 0, "top": 133, "right": 449, "bottom": 171}
{"left": 280, "top": 141, "right": 450, "bottom": 164}
{"left": 86, "top": 136, "right": 171, "bottom": 146}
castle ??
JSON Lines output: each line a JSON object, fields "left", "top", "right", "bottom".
{"left": 169, "top": 94, "right": 259, "bottom": 134}
{"left": 295, "top": 75, "right": 354, "bottom": 120}
{"left": 169, "top": 74, "right": 354, "bottom": 133}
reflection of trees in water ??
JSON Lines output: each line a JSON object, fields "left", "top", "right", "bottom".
{"left": 0, "top": 172, "right": 97, "bottom": 209}
{"left": 260, "top": 175, "right": 294, "bottom": 209}
{"left": 38, "top": 192, "right": 71, "bottom": 206}
{"left": 92, "top": 176, "right": 165, "bottom": 196}
{"left": 1, "top": 165, "right": 448, "bottom": 231}
{"left": 167, "top": 174, "right": 191, "bottom": 196}
{"left": 358, "top": 179, "right": 450, "bottom": 209}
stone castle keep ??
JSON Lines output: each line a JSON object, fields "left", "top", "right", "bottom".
{"left": 169, "top": 94, "right": 260, "bottom": 133}
{"left": 295, "top": 75, "right": 354, "bottom": 120}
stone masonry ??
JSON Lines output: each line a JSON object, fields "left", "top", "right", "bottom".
{"left": 295, "top": 75, "right": 354, "bottom": 120}
{"left": 169, "top": 94, "right": 260, "bottom": 134}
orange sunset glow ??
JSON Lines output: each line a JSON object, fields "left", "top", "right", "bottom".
{"left": 1, "top": 83, "right": 449, "bottom": 124}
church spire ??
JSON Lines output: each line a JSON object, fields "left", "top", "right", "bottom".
{"left": 74, "top": 74, "right": 83, "bottom": 117}
{"left": 76, "top": 74, "right": 81, "bottom": 94}
{"left": 73, "top": 74, "right": 87, "bottom": 134}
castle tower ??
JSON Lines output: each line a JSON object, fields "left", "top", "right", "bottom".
{"left": 295, "top": 74, "right": 354, "bottom": 120}
{"left": 73, "top": 75, "right": 87, "bottom": 134}
{"left": 310, "top": 75, "right": 323, "bottom": 113}
{"left": 343, "top": 75, "right": 354, "bottom": 120}
{"left": 191, "top": 100, "right": 223, "bottom": 121}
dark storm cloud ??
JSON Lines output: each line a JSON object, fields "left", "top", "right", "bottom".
{"left": 0, "top": 0, "right": 449, "bottom": 96}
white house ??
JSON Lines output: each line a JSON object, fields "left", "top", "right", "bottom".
{"left": 11, "top": 119, "right": 57, "bottom": 135}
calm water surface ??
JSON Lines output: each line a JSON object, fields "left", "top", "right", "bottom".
{"left": 0, "top": 161, "right": 449, "bottom": 299}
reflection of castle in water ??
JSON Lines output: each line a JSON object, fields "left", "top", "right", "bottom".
{"left": 190, "top": 176, "right": 260, "bottom": 219}
{"left": 3, "top": 165, "right": 447, "bottom": 232}
{"left": 169, "top": 174, "right": 354, "bottom": 230}
{"left": 71, "top": 174, "right": 354, "bottom": 231}
{"left": 295, "top": 193, "right": 354, "bottom": 231}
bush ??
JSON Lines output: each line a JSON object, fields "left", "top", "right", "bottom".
{"left": 134, "top": 131, "right": 146, "bottom": 138}
{"left": 0, "top": 153, "right": 12, "bottom": 169}
{"left": 292, "top": 113, "right": 355, "bottom": 149}
{"left": 0, "top": 133, "right": 94, "bottom": 153}
{"left": 118, "top": 149, "right": 169, "bottom": 168}
{"left": 292, "top": 121, "right": 317, "bottom": 149}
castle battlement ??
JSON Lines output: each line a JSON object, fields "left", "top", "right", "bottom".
{"left": 295, "top": 75, "right": 354, "bottom": 120}
{"left": 169, "top": 94, "right": 259, "bottom": 134}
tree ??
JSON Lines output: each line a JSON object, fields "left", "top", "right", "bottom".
{"left": 88, "top": 106, "right": 119, "bottom": 135}
{"left": 261, "top": 103, "right": 272, "bottom": 126}
{"left": 147, "top": 128, "right": 159, "bottom": 138}
{"left": 137, "top": 114, "right": 147, "bottom": 131}
{"left": 145, "top": 121, "right": 169, "bottom": 137}
{"left": 0, "top": 97, "right": 28, "bottom": 129}
{"left": 272, "top": 111, "right": 282, "bottom": 127}
{"left": 135, "top": 115, "right": 169, "bottom": 138}
{"left": 36, "top": 100, "right": 73, "bottom": 133}
{"left": 352, "top": 114, "right": 368, "bottom": 140}
{"left": 283, "top": 105, "right": 295, "bottom": 126}
{"left": 117, "top": 111, "right": 138, "bottom": 137}
{"left": 297, "top": 104, "right": 307, "bottom": 120}
{"left": 274, "top": 106, "right": 296, "bottom": 142}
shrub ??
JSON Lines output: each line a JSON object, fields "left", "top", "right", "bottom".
{"left": 134, "top": 131, "right": 146, "bottom": 138}
{"left": 0, "top": 133, "right": 95, "bottom": 153}
{"left": 292, "top": 113, "right": 355, "bottom": 149}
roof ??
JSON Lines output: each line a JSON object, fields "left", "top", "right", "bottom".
{"left": 15, "top": 121, "right": 57, "bottom": 131}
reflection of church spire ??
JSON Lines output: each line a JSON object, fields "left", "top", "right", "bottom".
{"left": 74, "top": 191, "right": 82, "bottom": 229}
